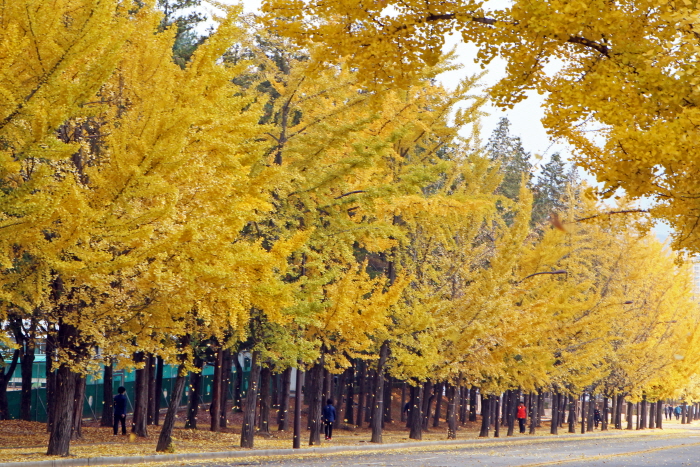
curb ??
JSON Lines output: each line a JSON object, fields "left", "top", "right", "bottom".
{"left": 0, "top": 429, "right": 687, "bottom": 467}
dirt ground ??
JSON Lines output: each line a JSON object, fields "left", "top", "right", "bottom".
{"left": 0, "top": 391, "right": 626, "bottom": 463}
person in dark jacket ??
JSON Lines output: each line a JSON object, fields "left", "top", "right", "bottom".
{"left": 113, "top": 386, "right": 128, "bottom": 435}
{"left": 593, "top": 408, "right": 602, "bottom": 428}
{"left": 322, "top": 399, "right": 336, "bottom": 440}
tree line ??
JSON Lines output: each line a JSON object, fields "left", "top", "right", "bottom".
{"left": 1, "top": 0, "right": 700, "bottom": 456}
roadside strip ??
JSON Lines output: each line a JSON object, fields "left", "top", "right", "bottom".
{"left": 0, "top": 429, "right": 694, "bottom": 467}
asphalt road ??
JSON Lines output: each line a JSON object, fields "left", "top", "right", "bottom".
{"left": 165, "top": 427, "right": 700, "bottom": 467}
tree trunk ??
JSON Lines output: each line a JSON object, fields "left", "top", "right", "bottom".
{"left": 365, "top": 369, "right": 375, "bottom": 424}
{"left": 507, "top": 390, "right": 516, "bottom": 436}
{"left": 278, "top": 367, "right": 292, "bottom": 431}
{"left": 220, "top": 350, "right": 231, "bottom": 428}
{"left": 602, "top": 396, "right": 609, "bottom": 431}
{"left": 323, "top": 368, "right": 332, "bottom": 406}
{"left": 587, "top": 394, "right": 595, "bottom": 431}
{"left": 433, "top": 382, "right": 443, "bottom": 428}
{"left": 210, "top": 347, "right": 223, "bottom": 432}
{"left": 649, "top": 400, "right": 656, "bottom": 429}
{"left": 656, "top": 401, "right": 663, "bottom": 429}
{"left": 0, "top": 349, "right": 19, "bottom": 420}
{"left": 259, "top": 366, "right": 272, "bottom": 433}
{"left": 156, "top": 364, "right": 187, "bottom": 452}
{"left": 580, "top": 393, "right": 587, "bottom": 434}
{"left": 147, "top": 354, "right": 156, "bottom": 426}
{"left": 240, "top": 350, "right": 261, "bottom": 448}
{"left": 444, "top": 383, "right": 459, "bottom": 439}
{"left": 20, "top": 341, "right": 35, "bottom": 421}
{"left": 409, "top": 384, "right": 423, "bottom": 440}
{"left": 271, "top": 371, "right": 280, "bottom": 424}
{"left": 233, "top": 353, "right": 243, "bottom": 412}
{"left": 154, "top": 356, "right": 164, "bottom": 426}
{"left": 537, "top": 391, "right": 544, "bottom": 427}
{"left": 640, "top": 396, "right": 647, "bottom": 429}
{"left": 682, "top": 403, "right": 688, "bottom": 424}
{"left": 185, "top": 357, "right": 203, "bottom": 429}
{"left": 550, "top": 392, "right": 558, "bottom": 435}
{"left": 616, "top": 395, "right": 624, "bottom": 429}
{"left": 529, "top": 391, "right": 538, "bottom": 434}
{"left": 370, "top": 342, "right": 389, "bottom": 443}
{"left": 47, "top": 364, "right": 77, "bottom": 456}
{"left": 45, "top": 337, "right": 56, "bottom": 433}
{"left": 494, "top": 395, "right": 500, "bottom": 437}
{"left": 568, "top": 394, "right": 576, "bottom": 433}
{"left": 356, "top": 361, "right": 365, "bottom": 428}
{"left": 334, "top": 369, "right": 346, "bottom": 428}
{"left": 308, "top": 358, "right": 324, "bottom": 446}
{"left": 293, "top": 366, "right": 303, "bottom": 448}
{"left": 626, "top": 401, "right": 634, "bottom": 430}
{"left": 400, "top": 381, "right": 406, "bottom": 423}
{"left": 132, "top": 352, "right": 148, "bottom": 437}
{"left": 479, "top": 394, "right": 490, "bottom": 437}
{"left": 462, "top": 386, "right": 478, "bottom": 422}
{"left": 421, "top": 380, "right": 433, "bottom": 429}
{"left": 383, "top": 375, "right": 393, "bottom": 426}
{"left": 345, "top": 364, "right": 355, "bottom": 425}
{"left": 71, "top": 375, "right": 86, "bottom": 440}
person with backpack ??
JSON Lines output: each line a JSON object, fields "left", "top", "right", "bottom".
{"left": 675, "top": 405, "right": 682, "bottom": 420}
{"left": 322, "top": 399, "right": 336, "bottom": 440}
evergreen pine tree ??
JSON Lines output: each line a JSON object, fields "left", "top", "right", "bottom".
{"left": 532, "top": 153, "right": 569, "bottom": 226}
{"left": 156, "top": 0, "right": 208, "bottom": 67}
{"left": 486, "top": 117, "right": 532, "bottom": 202}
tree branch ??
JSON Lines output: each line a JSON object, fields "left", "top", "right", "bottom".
{"left": 575, "top": 209, "right": 649, "bottom": 223}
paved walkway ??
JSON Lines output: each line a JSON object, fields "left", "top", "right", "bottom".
{"left": 160, "top": 424, "right": 700, "bottom": 467}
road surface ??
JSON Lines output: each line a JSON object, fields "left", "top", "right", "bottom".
{"left": 161, "top": 426, "right": 700, "bottom": 467}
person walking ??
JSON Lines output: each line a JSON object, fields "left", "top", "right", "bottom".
{"left": 323, "top": 399, "right": 336, "bottom": 440}
{"left": 593, "top": 408, "right": 602, "bottom": 428}
{"left": 113, "top": 386, "right": 128, "bottom": 435}
{"left": 667, "top": 405, "right": 673, "bottom": 420}
{"left": 517, "top": 401, "right": 527, "bottom": 434}
{"left": 675, "top": 405, "right": 682, "bottom": 420}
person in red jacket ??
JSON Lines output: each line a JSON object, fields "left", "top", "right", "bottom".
{"left": 517, "top": 401, "right": 527, "bottom": 433}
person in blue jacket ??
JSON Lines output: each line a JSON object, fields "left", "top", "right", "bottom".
{"left": 113, "top": 386, "right": 128, "bottom": 435}
{"left": 322, "top": 399, "right": 336, "bottom": 440}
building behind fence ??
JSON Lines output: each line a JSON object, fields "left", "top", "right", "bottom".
{"left": 4, "top": 355, "right": 252, "bottom": 422}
